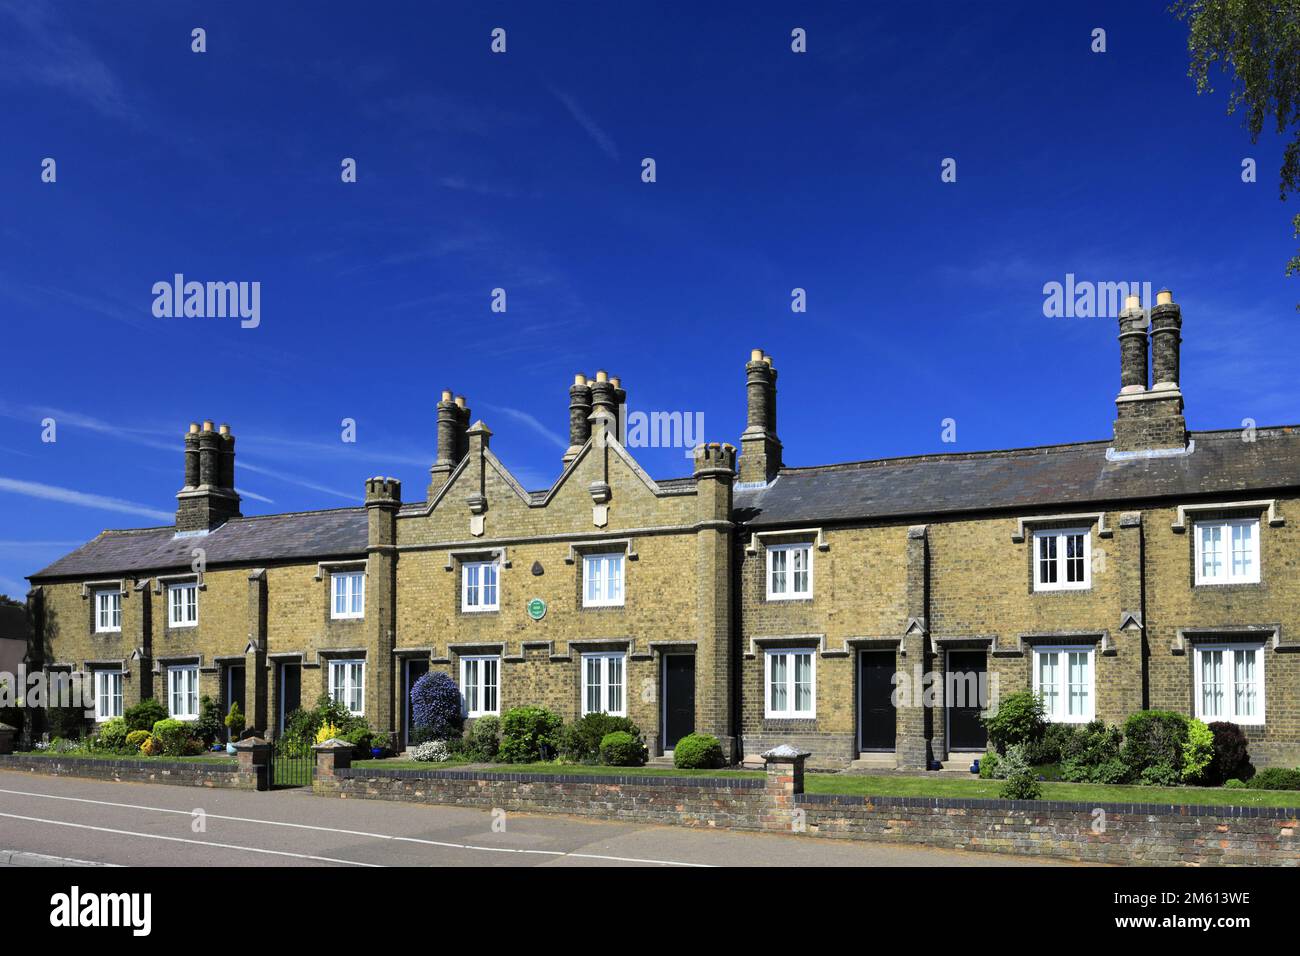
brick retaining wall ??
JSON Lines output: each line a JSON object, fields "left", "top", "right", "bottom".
{"left": 798, "top": 793, "right": 1300, "bottom": 866}
{"left": 313, "top": 755, "right": 1300, "bottom": 866}
{"left": 0, "top": 754, "right": 257, "bottom": 790}
{"left": 317, "top": 767, "right": 776, "bottom": 828}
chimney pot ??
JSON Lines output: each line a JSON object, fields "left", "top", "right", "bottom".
{"left": 1124, "top": 293, "right": 1141, "bottom": 312}
{"left": 610, "top": 376, "right": 621, "bottom": 389}
{"left": 595, "top": 370, "right": 608, "bottom": 383}
{"left": 1156, "top": 288, "right": 1173, "bottom": 306}
{"left": 441, "top": 389, "right": 453, "bottom": 402}
{"left": 455, "top": 395, "right": 466, "bottom": 409}
{"left": 750, "top": 348, "right": 764, "bottom": 362}
{"left": 574, "top": 373, "right": 587, "bottom": 386}
{"left": 177, "top": 416, "right": 241, "bottom": 530}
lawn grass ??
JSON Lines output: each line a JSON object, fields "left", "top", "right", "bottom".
{"left": 351, "top": 758, "right": 763, "bottom": 778}
{"left": 803, "top": 773, "right": 1300, "bottom": 808}
{"left": 349, "top": 758, "right": 1300, "bottom": 807}
{"left": 11, "top": 750, "right": 237, "bottom": 765}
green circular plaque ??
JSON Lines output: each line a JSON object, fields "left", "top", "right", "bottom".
{"left": 527, "top": 598, "right": 546, "bottom": 621}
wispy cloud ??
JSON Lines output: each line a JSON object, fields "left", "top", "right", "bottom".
{"left": 486, "top": 405, "right": 570, "bottom": 451}
{"left": 549, "top": 87, "right": 620, "bottom": 161}
{"left": 238, "top": 461, "right": 358, "bottom": 502}
{"left": 0, "top": 476, "right": 172, "bottom": 522}
{"left": 236, "top": 432, "right": 431, "bottom": 469}
{"left": 235, "top": 486, "right": 275, "bottom": 505}
{"left": 0, "top": 402, "right": 406, "bottom": 502}
{"left": 0, "top": 275, "right": 153, "bottom": 332}
{"left": 0, "top": 3, "right": 135, "bottom": 122}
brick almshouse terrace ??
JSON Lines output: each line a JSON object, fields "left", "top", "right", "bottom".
{"left": 24, "top": 289, "right": 1300, "bottom": 769}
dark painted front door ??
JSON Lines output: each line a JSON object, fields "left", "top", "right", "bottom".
{"left": 226, "top": 665, "right": 246, "bottom": 738}
{"left": 404, "top": 659, "right": 429, "bottom": 747}
{"left": 663, "top": 655, "right": 695, "bottom": 752}
{"left": 858, "top": 651, "right": 896, "bottom": 751}
{"left": 946, "top": 650, "right": 989, "bottom": 750}
{"left": 277, "top": 662, "right": 300, "bottom": 735}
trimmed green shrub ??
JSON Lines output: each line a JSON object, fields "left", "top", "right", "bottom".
{"left": 1223, "top": 778, "right": 1247, "bottom": 789}
{"left": 1207, "top": 722, "right": 1253, "bottom": 784}
{"left": 981, "top": 691, "right": 1046, "bottom": 754}
{"left": 124, "top": 697, "right": 168, "bottom": 733}
{"left": 1059, "top": 719, "right": 1127, "bottom": 783}
{"left": 673, "top": 733, "right": 723, "bottom": 770}
{"left": 126, "top": 729, "right": 151, "bottom": 752}
{"left": 282, "top": 694, "right": 367, "bottom": 756}
{"left": 224, "top": 701, "right": 246, "bottom": 739}
{"left": 46, "top": 705, "right": 87, "bottom": 740}
{"left": 342, "top": 724, "right": 373, "bottom": 757}
{"left": 1181, "top": 718, "right": 1215, "bottom": 784}
{"left": 560, "top": 713, "right": 643, "bottom": 763}
{"left": 977, "top": 751, "right": 999, "bottom": 779}
{"left": 997, "top": 744, "right": 1042, "bottom": 800}
{"left": 151, "top": 718, "right": 198, "bottom": 757}
{"left": 195, "top": 696, "right": 224, "bottom": 747}
{"left": 469, "top": 715, "right": 500, "bottom": 760}
{"left": 93, "top": 717, "right": 131, "bottom": 754}
{"left": 497, "top": 706, "right": 563, "bottom": 763}
{"left": 1244, "top": 767, "right": 1300, "bottom": 791}
{"left": 1121, "top": 710, "right": 1189, "bottom": 786}
{"left": 599, "top": 731, "right": 647, "bottom": 767}
{"left": 1024, "top": 722, "right": 1078, "bottom": 765}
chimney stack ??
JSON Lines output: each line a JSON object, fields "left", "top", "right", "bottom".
{"left": 1118, "top": 294, "right": 1148, "bottom": 393}
{"left": 610, "top": 376, "right": 627, "bottom": 443}
{"left": 183, "top": 423, "right": 200, "bottom": 489}
{"left": 738, "top": 350, "right": 782, "bottom": 484}
{"left": 218, "top": 423, "right": 235, "bottom": 489}
{"left": 455, "top": 395, "right": 471, "bottom": 462}
{"left": 564, "top": 373, "right": 593, "bottom": 466}
{"left": 429, "top": 390, "right": 470, "bottom": 499}
{"left": 589, "top": 370, "right": 617, "bottom": 421}
{"left": 1112, "top": 288, "right": 1188, "bottom": 455}
{"left": 176, "top": 420, "right": 241, "bottom": 531}
{"left": 1150, "top": 288, "right": 1182, "bottom": 390}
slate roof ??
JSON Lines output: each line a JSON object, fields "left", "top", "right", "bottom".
{"left": 735, "top": 427, "right": 1300, "bottom": 528}
{"left": 29, "top": 508, "right": 368, "bottom": 581}
{"left": 28, "top": 426, "right": 1300, "bottom": 581}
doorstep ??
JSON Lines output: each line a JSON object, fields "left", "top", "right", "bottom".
{"left": 940, "top": 752, "right": 986, "bottom": 774}
{"left": 847, "top": 752, "right": 897, "bottom": 772}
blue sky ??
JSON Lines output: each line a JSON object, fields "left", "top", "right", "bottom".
{"left": 1, "top": 1, "right": 1296, "bottom": 599}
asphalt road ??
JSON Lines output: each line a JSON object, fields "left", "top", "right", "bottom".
{"left": 0, "top": 770, "right": 1079, "bottom": 867}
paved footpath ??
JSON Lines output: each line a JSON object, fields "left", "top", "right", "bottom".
{"left": 0, "top": 771, "right": 1087, "bottom": 867}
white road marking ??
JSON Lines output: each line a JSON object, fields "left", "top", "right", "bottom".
{"left": 0, "top": 848, "right": 120, "bottom": 867}
{"left": 0, "top": 785, "right": 713, "bottom": 867}
{"left": 0, "top": 812, "right": 380, "bottom": 866}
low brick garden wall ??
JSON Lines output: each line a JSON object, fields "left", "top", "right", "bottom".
{"left": 317, "top": 766, "right": 774, "bottom": 827}
{"left": 310, "top": 743, "right": 1300, "bottom": 866}
{"left": 0, "top": 751, "right": 263, "bottom": 790}
{"left": 799, "top": 793, "right": 1299, "bottom": 866}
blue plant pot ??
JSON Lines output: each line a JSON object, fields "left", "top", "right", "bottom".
{"left": 971, "top": 759, "right": 981, "bottom": 774}
{"left": 370, "top": 747, "right": 383, "bottom": 758}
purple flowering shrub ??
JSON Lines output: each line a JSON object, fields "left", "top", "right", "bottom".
{"left": 411, "top": 671, "right": 464, "bottom": 740}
